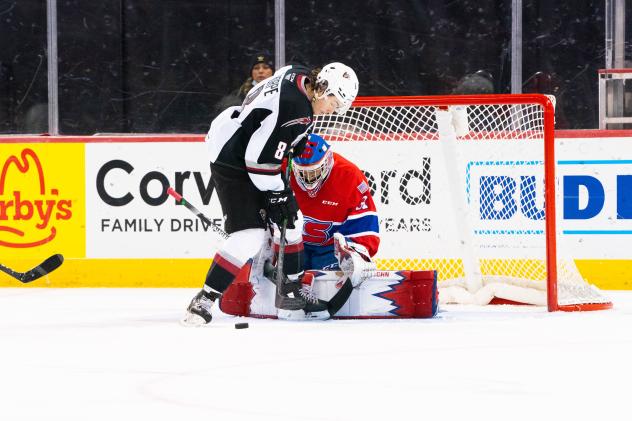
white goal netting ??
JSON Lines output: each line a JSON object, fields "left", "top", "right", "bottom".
{"left": 313, "top": 94, "right": 611, "bottom": 311}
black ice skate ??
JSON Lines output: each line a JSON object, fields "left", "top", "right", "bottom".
{"left": 182, "top": 289, "right": 220, "bottom": 326}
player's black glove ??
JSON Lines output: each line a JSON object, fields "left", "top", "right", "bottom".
{"left": 264, "top": 188, "right": 299, "bottom": 229}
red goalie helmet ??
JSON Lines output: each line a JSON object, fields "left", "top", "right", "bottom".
{"left": 292, "top": 134, "right": 334, "bottom": 198}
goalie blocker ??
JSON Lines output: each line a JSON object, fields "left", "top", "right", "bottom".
{"left": 219, "top": 262, "right": 439, "bottom": 319}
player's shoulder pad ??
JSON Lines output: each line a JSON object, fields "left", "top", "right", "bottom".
{"left": 286, "top": 64, "right": 311, "bottom": 76}
{"left": 280, "top": 65, "right": 311, "bottom": 93}
{"left": 279, "top": 78, "right": 311, "bottom": 120}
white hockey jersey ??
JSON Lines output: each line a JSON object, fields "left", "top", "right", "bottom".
{"left": 206, "top": 64, "right": 314, "bottom": 192}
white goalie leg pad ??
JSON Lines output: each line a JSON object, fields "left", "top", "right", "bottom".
{"left": 226, "top": 269, "right": 437, "bottom": 319}
{"left": 333, "top": 233, "right": 377, "bottom": 288}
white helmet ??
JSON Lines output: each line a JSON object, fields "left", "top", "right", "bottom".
{"left": 315, "top": 62, "right": 359, "bottom": 114}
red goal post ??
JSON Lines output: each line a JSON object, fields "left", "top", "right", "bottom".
{"left": 312, "top": 94, "right": 611, "bottom": 312}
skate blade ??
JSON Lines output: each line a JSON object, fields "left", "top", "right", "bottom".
{"left": 180, "top": 312, "right": 210, "bottom": 327}
{"left": 278, "top": 309, "right": 330, "bottom": 321}
{"left": 305, "top": 310, "right": 330, "bottom": 320}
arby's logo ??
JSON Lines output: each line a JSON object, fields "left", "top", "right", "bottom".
{"left": 0, "top": 148, "right": 72, "bottom": 248}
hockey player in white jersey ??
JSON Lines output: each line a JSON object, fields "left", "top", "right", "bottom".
{"left": 183, "top": 62, "right": 359, "bottom": 325}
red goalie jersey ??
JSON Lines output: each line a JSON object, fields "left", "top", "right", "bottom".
{"left": 290, "top": 150, "right": 380, "bottom": 270}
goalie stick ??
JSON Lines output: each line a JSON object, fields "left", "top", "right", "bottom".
{"left": 326, "top": 277, "right": 353, "bottom": 316}
{"left": 166, "top": 187, "right": 229, "bottom": 240}
{"left": 0, "top": 254, "right": 64, "bottom": 283}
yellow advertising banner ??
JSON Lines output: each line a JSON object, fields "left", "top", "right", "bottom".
{"left": 0, "top": 136, "right": 630, "bottom": 290}
{"left": 0, "top": 143, "right": 85, "bottom": 260}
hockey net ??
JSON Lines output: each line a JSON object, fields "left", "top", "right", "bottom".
{"left": 312, "top": 94, "right": 611, "bottom": 312}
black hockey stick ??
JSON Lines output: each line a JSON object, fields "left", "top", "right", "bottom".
{"left": 0, "top": 254, "right": 64, "bottom": 283}
{"left": 167, "top": 187, "right": 229, "bottom": 240}
{"left": 275, "top": 150, "right": 294, "bottom": 287}
{"left": 327, "top": 277, "right": 353, "bottom": 316}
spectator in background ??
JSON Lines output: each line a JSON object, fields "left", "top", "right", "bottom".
{"left": 237, "top": 53, "right": 274, "bottom": 100}
{"left": 522, "top": 71, "right": 569, "bottom": 129}
{"left": 452, "top": 69, "right": 495, "bottom": 95}
{"left": 212, "top": 53, "right": 274, "bottom": 117}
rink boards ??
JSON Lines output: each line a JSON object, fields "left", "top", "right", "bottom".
{"left": 1, "top": 131, "right": 632, "bottom": 289}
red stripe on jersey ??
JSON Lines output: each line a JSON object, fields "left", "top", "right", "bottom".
{"left": 246, "top": 166, "right": 281, "bottom": 175}
{"left": 296, "top": 74, "right": 308, "bottom": 97}
{"left": 273, "top": 242, "right": 304, "bottom": 254}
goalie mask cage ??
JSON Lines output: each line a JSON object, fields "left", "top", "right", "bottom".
{"left": 313, "top": 94, "right": 612, "bottom": 312}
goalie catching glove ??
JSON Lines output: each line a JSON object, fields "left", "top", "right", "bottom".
{"left": 264, "top": 188, "right": 299, "bottom": 229}
{"left": 333, "top": 233, "right": 377, "bottom": 287}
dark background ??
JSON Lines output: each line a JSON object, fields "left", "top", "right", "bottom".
{"left": 0, "top": 0, "right": 620, "bottom": 134}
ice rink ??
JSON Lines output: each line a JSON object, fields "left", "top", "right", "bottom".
{"left": 1, "top": 288, "right": 630, "bottom": 421}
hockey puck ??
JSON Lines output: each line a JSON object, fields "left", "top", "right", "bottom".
{"left": 234, "top": 322, "right": 249, "bottom": 329}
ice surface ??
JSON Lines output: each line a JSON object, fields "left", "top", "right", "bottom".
{"left": 1, "top": 288, "right": 630, "bottom": 420}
